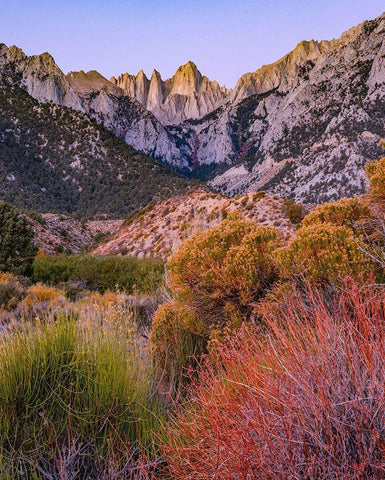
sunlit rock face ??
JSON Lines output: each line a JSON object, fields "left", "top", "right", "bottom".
{"left": 0, "top": 44, "right": 85, "bottom": 111}
{"left": 111, "top": 61, "right": 231, "bottom": 125}
{"left": 0, "top": 45, "right": 185, "bottom": 167}
{"left": 181, "top": 12, "right": 385, "bottom": 203}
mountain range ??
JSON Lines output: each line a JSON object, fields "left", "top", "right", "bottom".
{"left": 0, "top": 53, "right": 193, "bottom": 217}
{"left": 0, "top": 11, "right": 384, "bottom": 213}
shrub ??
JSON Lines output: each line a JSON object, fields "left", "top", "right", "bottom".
{"left": 302, "top": 197, "right": 371, "bottom": 233}
{"left": 24, "top": 282, "right": 65, "bottom": 306}
{"left": 282, "top": 198, "right": 306, "bottom": 225}
{"left": 276, "top": 223, "right": 373, "bottom": 284}
{"left": 0, "top": 272, "right": 25, "bottom": 311}
{"left": 0, "top": 314, "right": 163, "bottom": 477}
{"left": 163, "top": 282, "right": 385, "bottom": 478}
{"left": 150, "top": 302, "right": 206, "bottom": 390}
{"left": 366, "top": 156, "right": 385, "bottom": 206}
{"left": 167, "top": 212, "right": 281, "bottom": 324}
{"left": 33, "top": 254, "right": 165, "bottom": 294}
{"left": 0, "top": 202, "right": 37, "bottom": 276}
{"left": 32, "top": 253, "right": 76, "bottom": 284}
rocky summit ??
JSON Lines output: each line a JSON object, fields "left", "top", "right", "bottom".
{"left": 1, "top": 11, "right": 385, "bottom": 205}
{"left": 110, "top": 61, "right": 230, "bottom": 125}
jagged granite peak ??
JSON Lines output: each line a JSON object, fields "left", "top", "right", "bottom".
{"left": 169, "top": 61, "right": 202, "bottom": 95}
{"left": 232, "top": 39, "right": 332, "bottom": 103}
{"left": 66, "top": 70, "right": 184, "bottom": 167}
{"left": 147, "top": 69, "right": 165, "bottom": 110}
{"left": 0, "top": 43, "right": 84, "bottom": 110}
{"left": 0, "top": 76, "right": 192, "bottom": 216}
{"left": 111, "top": 61, "right": 231, "bottom": 124}
{"left": 1, "top": 11, "right": 385, "bottom": 206}
{"left": 0, "top": 44, "right": 185, "bottom": 167}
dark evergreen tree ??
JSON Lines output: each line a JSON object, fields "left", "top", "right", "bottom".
{"left": 0, "top": 202, "right": 37, "bottom": 276}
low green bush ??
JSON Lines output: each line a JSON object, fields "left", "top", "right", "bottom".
{"left": 33, "top": 254, "right": 165, "bottom": 294}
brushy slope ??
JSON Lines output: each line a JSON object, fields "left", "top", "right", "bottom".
{"left": 94, "top": 190, "right": 297, "bottom": 258}
{"left": 0, "top": 81, "right": 193, "bottom": 217}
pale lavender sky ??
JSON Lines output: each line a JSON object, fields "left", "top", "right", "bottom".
{"left": 1, "top": 0, "right": 384, "bottom": 87}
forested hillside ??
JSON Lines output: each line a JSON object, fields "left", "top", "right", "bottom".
{"left": 0, "top": 81, "right": 193, "bottom": 217}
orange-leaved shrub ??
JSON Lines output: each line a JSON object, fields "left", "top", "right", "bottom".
{"left": 276, "top": 223, "right": 373, "bottom": 284}
{"left": 150, "top": 302, "right": 206, "bottom": 388}
{"left": 151, "top": 212, "right": 282, "bottom": 390}
{"left": 0, "top": 272, "right": 25, "bottom": 311}
{"left": 163, "top": 281, "right": 385, "bottom": 478}
{"left": 167, "top": 212, "right": 281, "bottom": 324}
{"left": 24, "top": 283, "right": 65, "bottom": 306}
{"left": 302, "top": 197, "right": 371, "bottom": 232}
{"left": 366, "top": 155, "right": 385, "bottom": 207}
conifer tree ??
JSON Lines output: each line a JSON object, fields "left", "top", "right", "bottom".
{"left": 0, "top": 202, "right": 36, "bottom": 276}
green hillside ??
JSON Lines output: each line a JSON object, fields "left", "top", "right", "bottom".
{"left": 0, "top": 81, "right": 193, "bottom": 218}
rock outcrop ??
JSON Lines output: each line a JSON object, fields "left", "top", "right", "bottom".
{"left": 0, "top": 45, "right": 185, "bottom": 167}
{"left": 29, "top": 214, "right": 124, "bottom": 254}
{"left": 67, "top": 70, "right": 184, "bottom": 167}
{"left": 0, "top": 44, "right": 84, "bottom": 111}
{"left": 111, "top": 61, "right": 231, "bottom": 125}
{"left": 0, "top": 69, "right": 193, "bottom": 216}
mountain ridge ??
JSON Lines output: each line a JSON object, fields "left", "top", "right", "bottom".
{"left": 0, "top": 77, "right": 193, "bottom": 217}
{"left": 1, "top": 11, "right": 385, "bottom": 206}
{"left": 110, "top": 60, "right": 231, "bottom": 125}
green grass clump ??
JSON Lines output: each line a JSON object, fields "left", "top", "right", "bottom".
{"left": 33, "top": 254, "right": 165, "bottom": 294}
{"left": 0, "top": 315, "right": 164, "bottom": 477}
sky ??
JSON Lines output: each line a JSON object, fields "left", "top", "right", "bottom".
{"left": 1, "top": 1, "right": 384, "bottom": 88}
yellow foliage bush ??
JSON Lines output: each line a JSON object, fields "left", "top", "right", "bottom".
{"left": 366, "top": 156, "right": 385, "bottom": 206}
{"left": 25, "top": 283, "right": 65, "bottom": 306}
{"left": 167, "top": 212, "right": 281, "bottom": 323}
{"left": 80, "top": 290, "right": 119, "bottom": 307}
{"left": 302, "top": 197, "right": 371, "bottom": 233}
{"left": 0, "top": 273, "right": 25, "bottom": 311}
{"left": 150, "top": 301, "right": 206, "bottom": 387}
{"left": 276, "top": 223, "right": 373, "bottom": 284}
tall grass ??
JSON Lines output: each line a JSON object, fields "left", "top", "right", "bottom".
{"left": 0, "top": 310, "right": 164, "bottom": 478}
{"left": 163, "top": 280, "right": 385, "bottom": 478}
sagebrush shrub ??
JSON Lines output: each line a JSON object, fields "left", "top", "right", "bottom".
{"left": 24, "top": 282, "right": 65, "bottom": 306}
{"left": 366, "top": 156, "right": 385, "bottom": 207}
{"left": 167, "top": 212, "right": 281, "bottom": 323}
{"left": 282, "top": 198, "right": 306, "bottom": 225}
{"left": 276, "top": 222, "right": 373, "bottom": 284}
{"left": 302, "top": 197, "right": 371, "bottom": 232}
{"left": 150, "top": 301, "right": 206, "bottom": 389}
{"left": 0, "top": 272, "right": 25, "bottom": 311}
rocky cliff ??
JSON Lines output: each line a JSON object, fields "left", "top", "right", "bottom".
{"left": 111, "top": 61, "right": 230, "bottom": 125}
{"left": 0, "top": 44, "right": 186, "bottom": 167}
{"left": 176, "top": 12, "right": 385, "bottom": 203}
{"left": 0, "top": 67, "right": 193, "bottom": 216}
